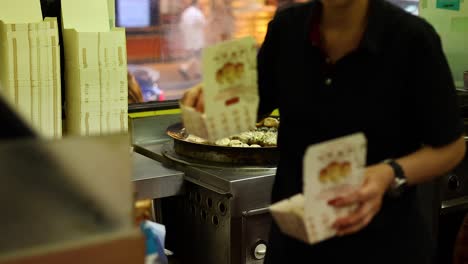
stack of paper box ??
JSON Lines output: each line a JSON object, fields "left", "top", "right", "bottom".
{"left": 0, "top": 0, "right": 62, "bottom": 138}
{"left": 61, "top": 0, "right": 128, "bottom": 136}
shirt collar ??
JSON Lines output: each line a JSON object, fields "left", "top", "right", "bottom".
{"left": 306, "top": 0, "right": 395, "bottom": 54}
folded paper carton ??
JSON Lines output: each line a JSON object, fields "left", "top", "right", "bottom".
{"left": 270, "top": 133, "right": 367, "bottom": 245}
{"left": 61, "top": 0, "right": 128, "bottom": 136}
{"left": 0, "top": 11, "right": 62, "bottom": 139}
{"left": 181, "top": 36, "right": 259, "bottom": 142}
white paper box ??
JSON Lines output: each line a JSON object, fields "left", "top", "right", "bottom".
{"left": 63, "top": 30, "right": 100, "bottom": 69}
{"left": 68, "top": 99, "right": 101, "bottom": 114}
{"left": 99, "top": 67, "right": 127, "bottom": 100}
{"left": 100, "top": 112, "right": 128, "bottom": 134}
{"left": 98, "top": 28, "right": 127, "bottom": 68}
{"left": 270, "top": 133, "right": 367, "bottom": 245}
{"left": 0, "top": 0, "right": 43, "bottom": 24}
{"left": 0, "top": 17, "right": 62, "bottom": 139}
{"left": 61, "top": 0, "right": 110, "bottom": 33}
{"left": 66, "top": 68, "right": 101, "bottom": 99}
{"left": 67, "top": 113, "right": 102, "bottom": 136}
{"left": 30, "top": 81, "right": 41, "bottom": 129}
{"left": 0, "top": 26, "right": 31, "bottom": 80}
{"left": 13, "top": 84, "right": 32, "bottom": 121}
{"left": 269, "top": 194, "right": 309, "bottom": 243}
{"left": 181, "top": 36, "right": 259, "bottom": 142}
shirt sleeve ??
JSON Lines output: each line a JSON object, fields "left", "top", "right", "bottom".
{"left": 257, "top": 19, "right": 280, "bottom": 119}
{"left": 408, "top": 22, "right": 464, "bottom": 147}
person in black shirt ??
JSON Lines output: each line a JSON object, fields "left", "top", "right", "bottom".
{"left": 182, "top": 0, "right": 466, "bottom": 263}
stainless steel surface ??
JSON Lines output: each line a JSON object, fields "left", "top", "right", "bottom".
{"left": 165, "top": 181, "right": 273, "bottom": 264}
{"left": 175, "top": 182, "right": 232, "bottom": 263}
{"left": 137, "top": 142, "right": 276, "bottom": 217}
{"left": 129, "top": 114, "right": 182, "bottom": 145}
{"left": 138, "top": 141, "right": 276, "bottom": 264}
{"left": 132, "top": 152, "right": 184, "bottom": 200}
{"left": 241, "top": 211, "right": 272, "bottom": 264}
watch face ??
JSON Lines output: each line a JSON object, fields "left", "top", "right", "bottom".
{"left": 389, "top": 178, "right": 408, "bottom": 197}
{"left": 394, "top": 177, "right": 407, "bottom": 188}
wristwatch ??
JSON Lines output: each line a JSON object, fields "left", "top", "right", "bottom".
{"left": 384, "top": 159, "right": 408, "bottom": 197}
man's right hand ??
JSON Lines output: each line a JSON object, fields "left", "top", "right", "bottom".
{"left": 181, "top": 84, "right": 204, "bottom": 113}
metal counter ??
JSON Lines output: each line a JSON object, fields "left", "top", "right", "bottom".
{"left": 132, "top": 152, "right": 184, "bottom": 200}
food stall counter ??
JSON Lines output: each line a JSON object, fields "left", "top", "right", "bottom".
{"left": 132, "top": 151, "right": 184, "bottom": 200}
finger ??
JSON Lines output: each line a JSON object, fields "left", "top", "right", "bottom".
{"left": 195, "top": 89, "right": 204, "bottom": 113}
{"left": 328, "top": 191, "right": 359, "bottom": 207}
{"left": 336, "top": 213, "right": 374, "bottom": 236}
{"left": 180, "top": 90, "right": 194, "bottom": 107}
{"left": 329, "top": 179, "right": 377, "bottom": 207}
{"left": 332, "top": 202, "right": 370, "bottom": 229}
{"left": 181, "top": 85, "right": 202, "bottom": 107}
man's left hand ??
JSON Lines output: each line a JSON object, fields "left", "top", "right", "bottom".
{"left": 329, "top": 164, "right": 395, "bottom": 236}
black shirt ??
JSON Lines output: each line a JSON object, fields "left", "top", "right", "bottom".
{"left": 258, "top": 1, "right": 463, "bottom": 263}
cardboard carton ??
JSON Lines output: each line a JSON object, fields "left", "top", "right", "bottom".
{"left": 181, "top": 36, "right": 259, "bottom": 142}
{"left": 270, "top": 133, "right": 367, "bottom": 244}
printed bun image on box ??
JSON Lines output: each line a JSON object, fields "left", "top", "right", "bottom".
{"left": 180, "top": 37, "right": 259, "bottom": 142}
{"left": 270, "top": 133, "right": 367, "bottom": 245}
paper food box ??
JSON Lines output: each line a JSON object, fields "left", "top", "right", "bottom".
{"left": 270, "top": 133, "right": 367, "bottom": 245}
{"left": 181, "top": 36, "right": 259, "bottom": 142}
{"left": 0, "top": 0, "right": 62, "bottom": 139}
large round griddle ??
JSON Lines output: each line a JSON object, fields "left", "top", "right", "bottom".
{"left": 166, "top": 123, "right": 279, "bottom": 166}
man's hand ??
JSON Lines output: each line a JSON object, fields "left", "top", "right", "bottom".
{"left": 329, "top": 163, "right": 394, "bottom": 236}
{"left": 181, "top": 84, "right": 204, "bottom": 113}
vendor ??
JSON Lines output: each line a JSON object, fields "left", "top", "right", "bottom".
{"left": 182, "top": 1, "right": 466, "bottom": 263}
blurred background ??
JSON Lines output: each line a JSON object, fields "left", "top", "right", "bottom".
{"left": 121, "top": 0, "right": 419, "bottom": 104}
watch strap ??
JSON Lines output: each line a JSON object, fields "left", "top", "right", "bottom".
{"left": 385, "top": 159, "right": 405, "bottom": 180}
{"left": 384, "top": 159, "right": 408, "bottom": 197}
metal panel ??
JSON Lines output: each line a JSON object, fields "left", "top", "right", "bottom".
{"left": 132, "top": 152, "right": 185, "bottom": 199}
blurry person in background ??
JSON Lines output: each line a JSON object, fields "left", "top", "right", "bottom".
{"left": 128, "top": 72, "right": 144, "bottom": 104}
{"left": 206, "top": 0, "right": 235, "bottom": 44}
{"left": 178, "top": 0, "right": 206, "bottom": 80}
{"left": 131, "top": 68, "right": 165, "bottom": 102}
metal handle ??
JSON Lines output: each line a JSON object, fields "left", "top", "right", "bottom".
{"left": 253, "top": 243, "right": 267, "bottom": 260}
{"left": 242, "top": 207, "right": 269, "bottom": 217}
{"left": 256, "top": 247, "right": 266, "bottom": 255}
{"left": 441, "top": 196, "right": 468, "bottom": 215}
